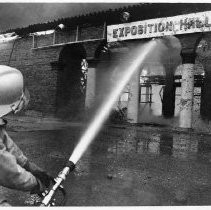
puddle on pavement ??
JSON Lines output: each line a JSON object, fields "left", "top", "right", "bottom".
{"left": 3, "top": 126, "right": 211, "bottom": 206}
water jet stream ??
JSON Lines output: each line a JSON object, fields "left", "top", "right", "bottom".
{"left": 69, "top": 40, "right": 157, "bottom": 164}
{"left": 40, "top": 39, "right": 162, "bottom": 206}
{"left": 41, "top": 37, "right": 182, "bottom": 206}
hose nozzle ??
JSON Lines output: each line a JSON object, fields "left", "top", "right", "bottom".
{"left": 41, "top": 161, "right": 75, "bottom": 206}
{"left": 66, "top": 161, "right": 75, "bottom": 172}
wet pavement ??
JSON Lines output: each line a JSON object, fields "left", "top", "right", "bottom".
{"left": 1, "top": 120, "right": 211, "bottom": 206}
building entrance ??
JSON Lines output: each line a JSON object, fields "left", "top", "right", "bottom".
{"left": 56, "top": 44, "right": 87, "bottom": 119}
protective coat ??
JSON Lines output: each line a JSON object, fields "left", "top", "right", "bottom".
{"left": 0, "top": 118, "right": 38, "bottom": 205}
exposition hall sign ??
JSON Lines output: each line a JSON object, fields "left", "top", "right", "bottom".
{"left": 107, "top": 11, "right": 211, "bottom": 42}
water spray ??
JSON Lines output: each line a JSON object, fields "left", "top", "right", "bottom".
{"left": 39, "top": 39, "right": 159, "bottom": 206}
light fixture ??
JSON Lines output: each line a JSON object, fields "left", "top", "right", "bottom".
{"left": 120, "top": 11, "right": 131, "bottom": 22}
{"left": 55, "top": 23, "right": 65, "bottom": 31}
{"left": 58, "top": 24, "right": 65, "bottom": 30}
{"left": 53, "top": 23, "right": 65, "bottom": 44}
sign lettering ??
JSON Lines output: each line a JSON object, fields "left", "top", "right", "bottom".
{"left": 107, "top": 11, "right": 211, "bottom": 42}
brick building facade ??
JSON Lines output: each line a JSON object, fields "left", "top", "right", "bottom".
{"left": 1, "top": 3, "right": 211, "bottom": 131}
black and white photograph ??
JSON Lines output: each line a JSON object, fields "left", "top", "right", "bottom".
{"left": 0, "top": 1, "right": 211, "bottom": 207}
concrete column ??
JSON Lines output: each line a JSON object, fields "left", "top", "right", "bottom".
{"left": 127, "top": 69, "right": 140, "bottom": 123}
{"left": 85, "top": 67, "right": 96, "bottom": 109}
{"left": 179, "top": 50, "right": 196, "bottom": 128}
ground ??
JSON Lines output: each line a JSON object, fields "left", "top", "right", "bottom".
{"left": 1, "top": 115, "right": 211, "bottom": 206}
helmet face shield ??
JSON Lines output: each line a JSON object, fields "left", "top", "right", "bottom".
{"left": 0, "top": 65, "right": 30, "bottom": 117}
{"left": 11, "top": 88, "right": 30, "bottom": 114}
{"left": 0, "top": 88, "right": 30, "bottom": 117}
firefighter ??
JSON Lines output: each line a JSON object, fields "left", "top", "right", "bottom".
{"left": 0, "top": 65, "right": 52, "bottom": 206}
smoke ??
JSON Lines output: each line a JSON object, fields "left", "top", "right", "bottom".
{"left": 138, "top": 36, "right": 182, "bottom": 125}
{"left": 142, "top": 36, "right": 182, "bottom": 76}
{"left": 0, "top": 3, "right": 136, "bottom": 32}
{"left": 93, "top": 36, "right": 182, "bottom": 127}
{"left": 95, "top": 36, "right": 181, "bottom": 105}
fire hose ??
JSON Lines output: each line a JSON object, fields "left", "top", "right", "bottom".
{"left": 35, "top": 161, "right": 75, "bottom": 206}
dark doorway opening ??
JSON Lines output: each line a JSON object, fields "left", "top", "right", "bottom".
{"left": 56, "top": 43, "right": 87, "bottom": 119}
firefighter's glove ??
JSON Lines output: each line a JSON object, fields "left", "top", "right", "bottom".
{"left": 24, "top": 160, "right": 54, "bottom": 194}
{"left": 30, "top": 171, "right": 54, "bottom": 195}
{"left": 30, "top": 178, "right": 46, "bottom": 195}
{"left": 32, "top": 170, "right": 53, "bottom": 188}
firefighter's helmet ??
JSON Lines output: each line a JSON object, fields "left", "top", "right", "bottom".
{"left": 0, "top": 65, "right": 30, "bottom": 117}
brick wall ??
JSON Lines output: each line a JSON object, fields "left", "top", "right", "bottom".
{"left": 55, "top": 30, "right": 76, "bottom": 44}
{"left": 80, "top": 25, "right": 104, "bottom": 40}
{"left": 0, "top": 25, "right": 104, "bottom": 117}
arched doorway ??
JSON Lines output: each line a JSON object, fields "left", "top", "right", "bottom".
{"left": 56, "top": 43, "right": 87, "bottom": 119}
